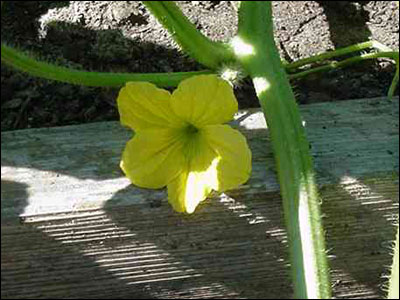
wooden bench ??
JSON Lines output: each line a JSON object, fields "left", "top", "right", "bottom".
{"left": 1, "top": 97, "right": 399, "bottom": 299}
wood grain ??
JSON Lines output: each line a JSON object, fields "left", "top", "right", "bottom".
{"left": 1, "top": 97, "right": 399, "bottom": 299}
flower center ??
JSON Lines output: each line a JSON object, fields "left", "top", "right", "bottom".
{"left": 181, "top": 123, "right": 201, "bottom": 161}
{"left": 185, "top": 123, "right": 199, "bottom": 134}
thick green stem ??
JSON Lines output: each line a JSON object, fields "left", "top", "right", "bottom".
{"left": 235, "top": 2, "right": 331, "bottom": 298}
{"left": 1, "top": 44, "right": 212, "bottom": 87}
{"left": 388, "top": 225, "right": 399, "bottom": 299}
{"left": 143, "top": 1, "right": 235, "bottom": 69}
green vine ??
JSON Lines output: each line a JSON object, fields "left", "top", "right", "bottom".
{"left": 1, "top": 44, "right": 211, "bottom": 87}
{"left": 143, "top": 1, "right": 235, "bottom": 69}
{"left": 388, "top": 225, "right": 399, "bottom": 299}
{"left": 235, "top": 2, "right": 331, "bottom": 298}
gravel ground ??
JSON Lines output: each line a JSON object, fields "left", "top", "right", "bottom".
{"left": 1, "top": 1, "right": 399, "bottom": 131}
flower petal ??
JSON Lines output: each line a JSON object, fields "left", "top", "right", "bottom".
{"left": 167, "top": 167, "right": 216, "bottom": 214}
{"left": 166, "top": 125, "right": 251, "bottom": 213}
{"left": 117, "top": 82, "right": 184, "bottom": 131}
{"left": 120, "top": 129, "right": 185, "bottom": 189}
{"left": 202, "top": 125, "right": 252, "bottom": 191}
{"left": 167, "top": 133, "right": 219, "bottom": 214}
{"left": 171, "top": 75, "right": 238, "bottom": 127}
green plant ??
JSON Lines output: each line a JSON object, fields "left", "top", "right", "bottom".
{"left": 387, "top": 224, "right": 399, "bottom": 299}
{"left": 1, "top": 1, "right": 398, "bottom": 298}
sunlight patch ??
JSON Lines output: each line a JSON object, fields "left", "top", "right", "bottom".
{"left": 231, "top": 37, "right": 255, "bottom": 57}
{"left": 253, "top": 77, "right": 271, "bottom": 95}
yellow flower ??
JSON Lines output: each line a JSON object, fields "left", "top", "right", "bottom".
{"left": 117, "top": 75, "right": 251, "bottom": 213}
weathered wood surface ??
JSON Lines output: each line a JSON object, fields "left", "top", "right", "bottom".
{"left": 1, "top": 97, "right": 399, "bottom": 299}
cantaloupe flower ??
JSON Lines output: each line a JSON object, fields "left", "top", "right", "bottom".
{"left": 117, "top": 75, "right": 251, "bottom": 213}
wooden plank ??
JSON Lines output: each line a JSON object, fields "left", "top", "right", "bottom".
{"left": 1, "top": 97, "right": 399, "bottom": 299}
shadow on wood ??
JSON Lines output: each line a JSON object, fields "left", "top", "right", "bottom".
{"left": 1, "top": 97, "right": 399, "bottom": 298}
